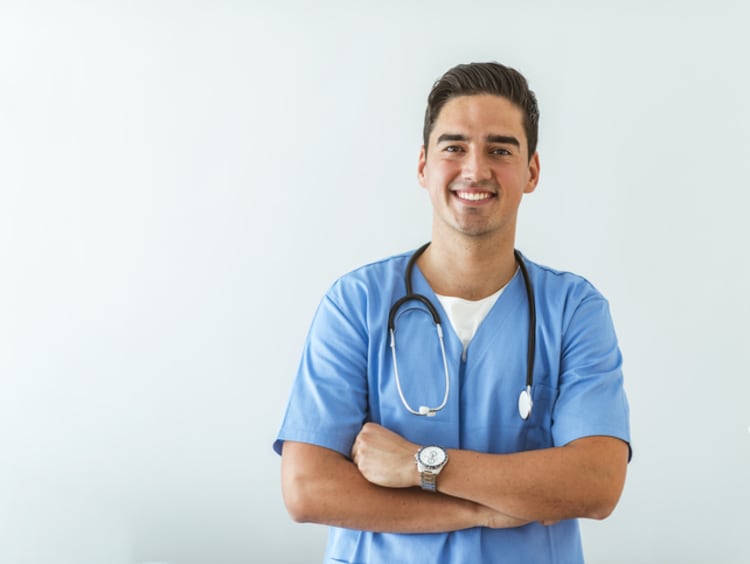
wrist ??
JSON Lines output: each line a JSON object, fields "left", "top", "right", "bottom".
{"left": 415, "top": 445, "right": 449, "bottom": 492}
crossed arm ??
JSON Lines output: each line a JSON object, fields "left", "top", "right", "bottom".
{"left": 281, "top": 424, "right": 628, "bottom": 533}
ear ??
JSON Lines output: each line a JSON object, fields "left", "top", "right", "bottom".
{"left": 417, "top": 145, "right": 427, "bottom": 188}
{"left": 524, "top": 152, "right": 540, "bottom": 194}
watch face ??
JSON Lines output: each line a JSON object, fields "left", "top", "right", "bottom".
{"left": 419, "top": 446, "right": 446, "bottom": 468}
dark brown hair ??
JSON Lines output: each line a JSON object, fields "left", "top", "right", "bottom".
{"left": 422, "top": 62, "right": 539, "bottom": 160}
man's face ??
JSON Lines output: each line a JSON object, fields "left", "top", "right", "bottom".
{"left": 418, "top": 94, "right": 540, "bottom": 241}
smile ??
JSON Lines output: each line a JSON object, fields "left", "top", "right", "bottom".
{"left": 454, "top": 191, "right": 494, "bottom": 202}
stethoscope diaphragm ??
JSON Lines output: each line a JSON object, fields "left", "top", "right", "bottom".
{"left": 518, "top": 386, "right": 533, "bottom": 420}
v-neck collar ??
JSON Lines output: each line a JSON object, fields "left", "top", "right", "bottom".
{"left": 408, "top": 263, "right": 527, "bottom": 364}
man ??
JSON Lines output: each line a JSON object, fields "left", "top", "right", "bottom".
{"left": 274, "top": 62, "right": 631, "bottom": 562}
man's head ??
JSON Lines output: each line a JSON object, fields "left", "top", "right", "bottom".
{"left": 422, "top": 62, "right": 539, "bottom": 160}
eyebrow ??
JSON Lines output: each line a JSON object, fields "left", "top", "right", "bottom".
{"left": 436, "top": 133, "right": 521, "bottom": 147}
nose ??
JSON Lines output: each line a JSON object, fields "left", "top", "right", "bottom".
{"left": 461, "top": 150, "right": 492, "bottom": 182}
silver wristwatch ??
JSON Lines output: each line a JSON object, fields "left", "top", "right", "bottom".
{"left": 415, "top": 445, "right": 449, "bottom": 492}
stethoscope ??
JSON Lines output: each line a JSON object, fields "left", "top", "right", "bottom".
{"left": 387, "top": 242, "right": 537, "bottom": 420}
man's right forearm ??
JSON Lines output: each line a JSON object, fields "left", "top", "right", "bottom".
{"left": 281, "top": 441, "right": 527, "bottom": 533}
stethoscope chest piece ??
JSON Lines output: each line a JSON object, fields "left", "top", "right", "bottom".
{"left": 518, "top": 386, "right": 533, "bottom": 420}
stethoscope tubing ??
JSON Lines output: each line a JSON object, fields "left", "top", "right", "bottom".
{"left": 388, "top": 242, "right": 536, "bottom": 419}
{"left": 514, "top": 248, "right": 536, "bottom": 391}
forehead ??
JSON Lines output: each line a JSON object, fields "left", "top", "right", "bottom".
{"left": 431, "top": 94, "right": 526, "bottom": 143}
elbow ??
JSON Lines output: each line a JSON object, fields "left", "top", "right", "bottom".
{"left": 584, "top": 479, "right": 625, "bottom": 521}
{"left": 578, "top": 440, "right": 628, "bottom": 521}
{"left": 284, "top": 496, "right": 312, "bottom": 524}
{"left": 281, "top": 443, "right": 331, "bottom": 524}
{"left": 586, "top": 498, "right": 618, "bottom": 521}
{"left": 282, "top": 471, "right": 316, "bottom": 523}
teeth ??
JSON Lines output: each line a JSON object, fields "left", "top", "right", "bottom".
{"left": 456, "top": 191, "right": 492, "bottom": 201}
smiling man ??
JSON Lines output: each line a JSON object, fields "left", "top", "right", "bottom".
{"left": 274, "top": 62, "right": 631, "bottom": 563}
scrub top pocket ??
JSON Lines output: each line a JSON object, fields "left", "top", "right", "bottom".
{"left": 520, "top": 382, "right": 555, "bottom": 450}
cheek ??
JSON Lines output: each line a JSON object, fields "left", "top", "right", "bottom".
{"left": 499, "top": 167, "right": 529, "bottom": 187}
{"left": 423, "top": 161, "right": 458, "bottom": 186}
{"left": 422, "top": 173, "right": 448, "bottom": 198}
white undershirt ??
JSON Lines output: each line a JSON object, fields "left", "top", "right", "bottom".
{"left": 435, "top": 282, "right": 508, "bottom": 360}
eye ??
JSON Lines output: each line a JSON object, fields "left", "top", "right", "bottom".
{"left": 443, "top": 145, "right": 464, "bottom": 153}
{"left": 490, "top": 147, "right": 512, "bottom": 156}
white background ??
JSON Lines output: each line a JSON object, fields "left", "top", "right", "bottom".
{"left": 2, "top": 1, "right": 749, "bottom": 563}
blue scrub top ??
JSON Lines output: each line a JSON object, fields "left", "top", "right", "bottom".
{"left": 274, "top": 250, "right": 630, "bottom": 564}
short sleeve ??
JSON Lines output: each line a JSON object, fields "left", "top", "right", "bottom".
{"left": 551, "top": 295, "right": 631, "bottom": 455}
{"left": 273, "top": 282, "right": 370, "bottom": 457}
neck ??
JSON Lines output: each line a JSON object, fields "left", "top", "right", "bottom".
{"left": 417, "top": 235, "right": 518, "bottom": 300}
